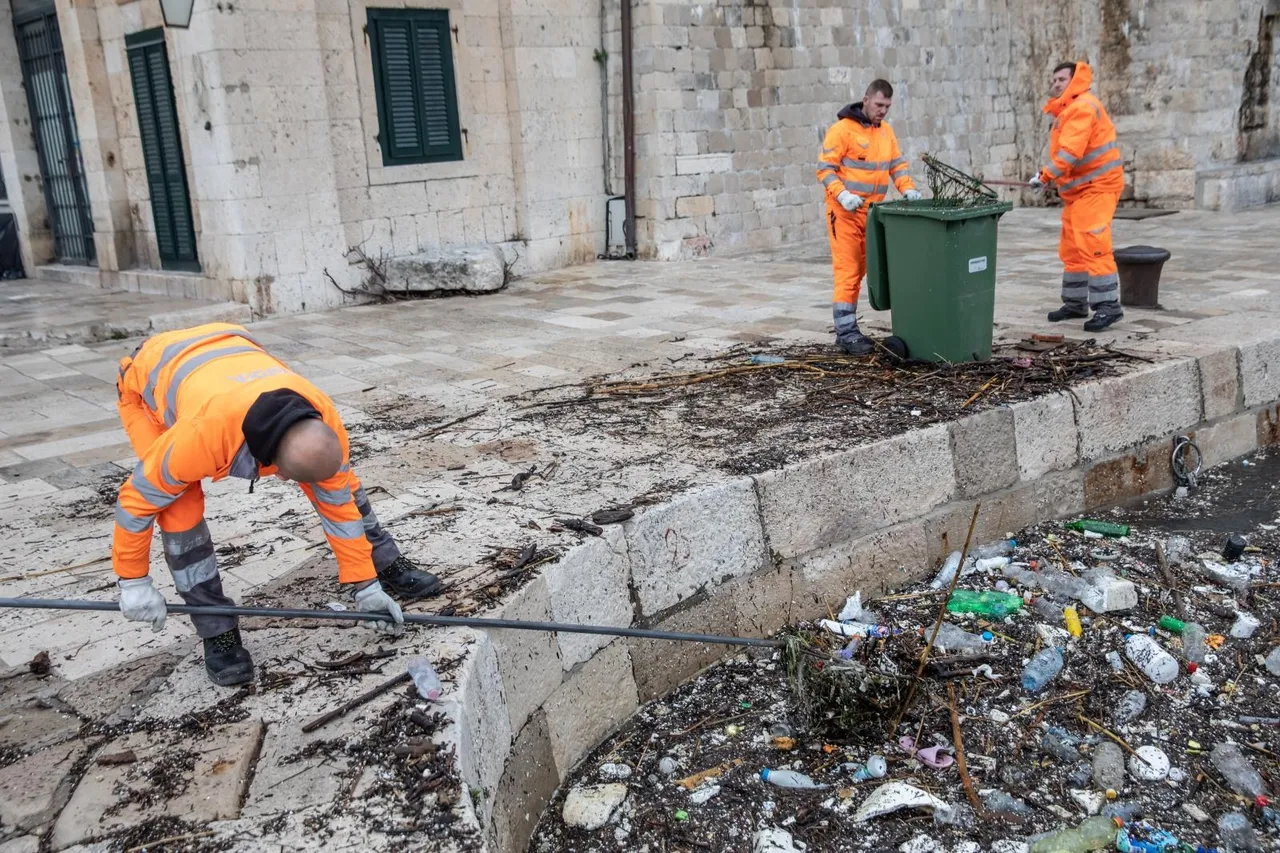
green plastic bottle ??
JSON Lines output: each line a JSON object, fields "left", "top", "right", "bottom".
{"left": 1065, "top": 519, "right": 1130, "bottom": 537}
{"left": 945, "top": 590, "right": 1024, "bottom": 618}
{"left": 1158, "top": 615, "right": 1186, "bottom": 633}
{"left": 1028, "top": 816, "right": 1120, "bottom": 852}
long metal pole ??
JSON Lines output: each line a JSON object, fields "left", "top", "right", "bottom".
{"left": 0, "top": 598, "right": 783, "bottom": 648}
{"left": 620, "top": 0, "right": 637, "bottom": 258}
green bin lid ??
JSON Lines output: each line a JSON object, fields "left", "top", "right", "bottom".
{"left": 875, "top": 199, "right": 1014, "bottom": 220}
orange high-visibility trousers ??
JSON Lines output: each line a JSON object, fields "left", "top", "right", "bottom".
{"left": 1058, "top": 187, "right": 1121, "bottom": 314}
{"left": 827, "top": 207, "right": 867, "bottom": 304}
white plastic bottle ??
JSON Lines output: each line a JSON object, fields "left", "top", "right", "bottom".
{"left": 760, "top": 768, "right": 827, "bottom": 789}
{"left": 407, "top": 658, "right": 443, "bottom": 701}
{"left": 930, "top": 551, "right": 963, "bottom": 589}
{"left": 1124, "top": 634, "right": 1179, "bottom": 684}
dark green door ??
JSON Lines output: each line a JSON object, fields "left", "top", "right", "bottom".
{"left": 125, "top": 29, "right": 198, "bottom": 272}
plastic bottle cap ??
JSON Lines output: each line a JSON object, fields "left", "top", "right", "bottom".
{"left": 1106, "top": 789, "right": 1118, "bottom": 800}
{"left": 674, "top": 809, "right": 689, "bottom": 821}
{"left": 981, "top": 631, "right": 994, "bottom": 642}
{"left": 1257, "top": 795, "right": 1271, "bottom": 807}
{"left": 1186, "top": 662, "right": 1198, "bottom": 674}
{"left": 760, "top": 769, "right": 770, "bottom": 781}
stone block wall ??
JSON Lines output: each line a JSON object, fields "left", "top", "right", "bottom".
{"left": 450, "top": 331, "right": 1280, "bottom": 853}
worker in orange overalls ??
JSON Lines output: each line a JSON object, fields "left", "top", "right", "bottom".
{"left": 1030, "top": 61, "right": 1125, "bottom": 331}
{"left": 816, "top": 79, "right": 921, "bottom": 354}
{"left": 112, "top": 323, "right": 442, "bottom": 686}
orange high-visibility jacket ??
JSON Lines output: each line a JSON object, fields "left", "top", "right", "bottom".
{"left": 816, "top": 103, "right": 915, "bottom": 213}
{"left": 113, "top": 323, "right": 377, "bottom": 584}
{"left": 1038, "top": 62, "right": 1123, "bottom": 201}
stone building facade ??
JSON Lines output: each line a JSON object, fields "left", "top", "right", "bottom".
{"left": 0, "top": 0, "right": 1277, "bottom": 314}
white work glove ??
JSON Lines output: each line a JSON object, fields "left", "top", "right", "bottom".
{"left": 836, "top": 190, "right": 863, "bottom": 212}
{"left": 1028, "top": 175, "right": 1045, "bottom": 192}
{"left": 903, "top": 189, "right": 922, "bottom": 201}
{"left": 353, "top": 580, "right": 405, "bottom": 636}
{"left": 118, "top": 577, "right": 167, "bottom": 633}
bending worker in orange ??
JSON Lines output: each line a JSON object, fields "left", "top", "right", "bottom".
{"left": 1030, "top": 61, "right": 1125, "bottom": 331}
{"left": 113, "top": 323, "right": 442, "bottom": 686}
{"left": 816, "top": 78, "right": 920, "bottom": 355}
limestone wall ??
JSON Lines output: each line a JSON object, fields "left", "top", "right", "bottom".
{"left": 621, "top": 0, "right": 1280, "bottom": 260}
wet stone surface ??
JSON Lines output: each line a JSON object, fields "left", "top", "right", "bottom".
{"left": 531, "top": 448, "right": 1280, "bottom": 853}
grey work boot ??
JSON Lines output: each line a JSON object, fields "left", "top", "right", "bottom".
{"left": 833, "top": 302, "right": 874, "bottom": 356}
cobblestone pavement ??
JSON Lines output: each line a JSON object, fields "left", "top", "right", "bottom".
{"left": 0, "top": 205, "right": 1277, "bottom": 849}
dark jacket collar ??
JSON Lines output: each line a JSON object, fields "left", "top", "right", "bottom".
{"left": 838, "top": 102, "right": 879, "bottom": 128}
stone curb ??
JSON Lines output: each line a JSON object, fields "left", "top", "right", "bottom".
{"left": 442, "top": 336, "right": 1280, "bottom": 853}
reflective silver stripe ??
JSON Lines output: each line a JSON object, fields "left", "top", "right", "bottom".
{"left": 817, "top": 162, "right": 840, "bottom": 172}
{"left": 163, "top": 346, "right": 261, "bottom": 426}
{"left": 311, "top": 482, "right": 352, "bottom": 506}
{"left": 318, "top": 515, "right": 365, "bottom": 540}
{"left": 1060, "top": 158, "right": 1122, "bottom": 191}
{"left": 1057, "top": 151, "right": 1080, "bottom": 166}
{"left": 1063, "top": 272, "right": 1089, "bottom": 283}
{"left": 1088, "top": 273, "right": 1119, "bottom": 291}
{"left": 159, "top": 446, "right": 184, "bottom": 489}
{"left": 130, "top": 463, "right": 178, "bottom": 510}
{"left": 115, "top": 503, "right": 154, "bottom": 534}
{"left": 821, "top": 174, "right": 840, "bottom": 187}
{"left": 163, "top": 522, "right": 211, "bottom": 556}
{"left": 1046, "top": 162, "right": 1064, "bottom": 178}
{"left": 1061, "top": 285, "right": 1089, "bottom": 299}
{"left": 888, "top": 157, "right": 907, "bottom": 171}
{"left": 142, "top": 329, "right": 261, "bottom": 410}
{"left": 843, "top": 180, "right": 888, "bottom": 195}
{"left": 841, "top": 158, "right": 890, "bottom": 170}
{"left": 172, "top": 555, "right": 218, "bottom": 593}
{"left": 1076, "top": 140, "right": 1118, "bottom": 169}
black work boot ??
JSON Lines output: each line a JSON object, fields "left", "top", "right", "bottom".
{"left": 1047, "top": 306, "right": 1089, "bottom": 322}
{"left": 837, "top": 332, "right": 875, "bottom": 356}
{"left": 1083, "top": 312, "right": 1122, "bottom": 332}
{"left": 203, "top": 627, "right": 255, "bottom": 687}
{"left": 378, "top": 555, "right": 443, "bottom": 599}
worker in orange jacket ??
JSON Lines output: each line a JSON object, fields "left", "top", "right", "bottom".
{"left": 112, "top": 323, "right": 442, "bottom": 686}
{"left": 816, "top": 79, "right": 921, "bottom": 354}
{"left": 1030, "top": 61, "right": 1125, "bottom": 331}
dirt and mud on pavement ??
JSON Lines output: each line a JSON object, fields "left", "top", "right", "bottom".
{"left": 532, "top": 448, "right": 1280, "bottom": 853}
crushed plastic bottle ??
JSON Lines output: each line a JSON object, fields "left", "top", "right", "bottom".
{"left": 1183, "top": 622, "right": 1208, "bottom": 664}
{"left": 972, "top": 539, "right": 1016, "bottom": 559}
{"left": 1032, "top": 596, "right": 1062, "bottom": 621}
{"left": 407, "top": 658, "right": 443, "bottom": 701}
{"left": 974, "top": 556, "right": 1012, "bottom": 572}
{"left": 947, "top": 589, "right": 1024, "bottom": 618}
{"left": 1029, "top": 816, "right": 1120, "bottom": 852}
{"left": 749, "top": 354, "right": 787, "bottom": 365}
{"left": 931, "top": 551, "right": 964, "bottom": 589}
{"left": 1210, "top": 742, "right": 1265, "bottom": 798}
{"left": 1101, "top": 801, "right": 1143, "bottom": 822}
{"left": 982, "top": 790, "right": 1033, "bottom": 818}
{"left": 1040, "top": 727, "right": 1081, "bottom": 762}
{"left": 1021, "top": 646, "right": 1063, "bottom": 693}
{"left": 1124, "top": 634, "right": 1179, "bottom": 684}
{"left": 759, "top": 768, "right": 827, "bottom": 789}
{"left": 1218, "top": 812, "right": 1263, "bottom": 852}
{"left": 1265, "top": 646, "right": 1280, "bottom": 677}
{"left": 1065, "top": 519, "right": 1130, "bottom": 537}
{"left": 1113, "top": 690, "right": 1147, "bottom": 724}
{"left": 1230, "top": 611, "right": 1260, "bottom": 639}
{"left": 934, "top": 622, "right": 988, "bottom": 653}
{"left": 1105, "top": 651, "right": 1125, "bottom": 673}
{"left": 1164, "top": 535, "right": 1193, "bottom": 566}
{"left": 1092, "top": 740, "right": 1125, "bottom": 792}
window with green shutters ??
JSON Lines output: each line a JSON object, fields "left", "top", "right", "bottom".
{"left": 367, "top": 9, "right": 463, "bottom": 167}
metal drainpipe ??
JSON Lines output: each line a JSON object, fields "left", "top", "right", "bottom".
{"left": 620, "top": 0, "right": 637, "bottom": 258}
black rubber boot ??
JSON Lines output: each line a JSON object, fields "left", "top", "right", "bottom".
{"left": 837, "top": 332, "right": 874, "bottom": 356}
{"left": 1047, "top": 306, "right": 1089, "bottom": 322}
{"left": 1083, "top": 312, "right": 1122, "bottom": 332}
{"left": 203, "top": 628, "right": 255, "bottom": 687}
{"left": 378, "top": 555, "right": 443, "bottom": 599}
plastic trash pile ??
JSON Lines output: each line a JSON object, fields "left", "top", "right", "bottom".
{"left": 532, "top": 458, "right": 1280, "bottom": 853}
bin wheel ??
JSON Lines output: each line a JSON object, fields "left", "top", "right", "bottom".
{"left": 882, "top": 336, "right": 908, "bottom": 362}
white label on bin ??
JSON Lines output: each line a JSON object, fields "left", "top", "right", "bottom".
{"left": 968, "top": 256, "right": 988, "bottom": 273}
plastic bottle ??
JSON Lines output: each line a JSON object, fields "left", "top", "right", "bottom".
{"left": 1112, "top": 690, "right": 1147, "bottom": 724}
{"left": 1029, "top": 816, "right": 1120, "bottom": 852}
{"left": 1158, "top": 615, "right": 1186, "bottom": 633}
{"left": 1183, "top": 622, "right": 1208, "bottom": 664}
{"left": 850, "top": 755, "right": 887, "bottom": 781}
{"left": 1064, "top": 606, "right": 1083, "bottom": 638}
{"left": 1092, "top": 740, "right": 1125, "bottom": 792}
{"left": 974, "top": 556, "right": 1012, "bottom": 572}
{"left": 1040, "top": 728, "right": 1080, "bottom": 762}
{"left": 931, "top": 551, "right": 963, "bottom": 589}
{"left": 1218, "top": 812, "right": 1263, "bottom": 852}
{"left": 759, "top": 768, "right": 827, "bottom": 789}
{"left": 982, "top": 790, "right": 1033, "bottom": 818}
{"left": 1065, "top": 519, "right": 1130, "bottom": 537}
{"left": 1032, "top": 596, "right": 1062, "bottom": 621}
{"left": 1210, "top": 742, "right": 1265, "bottom": 798}
{"left": 1164, "top": 535, "right": 1192, "bottom": 566}
{"left": 750, "top": 354, "right": 787, "bottom": 365}
{"left": 1021, "top": 646, "right": 1063, "bottom": 693}
{"left": 1101, "top": 801, "right": 1143, "bottom": 822}
{"left": 1230, "top": 611, "right": 1260, "bottom": 639}
{"left": 407, "top": 658, "right": 443, "bottom": 701}
{"left": 947, "top": 589, "right": 1024, "bottom": 618}
{"left": 934, "top": 622, "right": 988, "bottom": 653}
{"left": 1124, "top": 634, "right": 1179, "bottom": 684}
{"left": 1265, "top": 646, "right": 1280, "bottom": 677}
{"left": 972, "top": 539, "right": 1016, "bottom": 559}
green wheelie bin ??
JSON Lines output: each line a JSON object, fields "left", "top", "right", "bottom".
{"left": 865, "top": 198, "right": 1013, "bottom": 363}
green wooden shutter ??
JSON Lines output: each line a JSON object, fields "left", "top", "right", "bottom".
{"left": 126, "top": 29, "right": 199, "bottom": 272}
{"left": 369, "top": 9, "right": 462, "bottom": 166}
